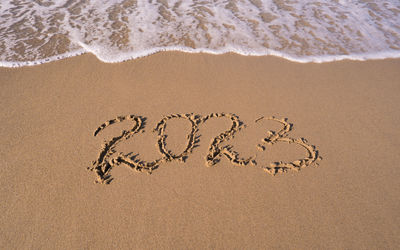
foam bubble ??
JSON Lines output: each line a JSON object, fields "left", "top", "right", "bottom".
{"left": 0, "top": 0, "right": 399, "bottom": 67}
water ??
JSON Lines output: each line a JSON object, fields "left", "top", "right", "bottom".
{"left": 0, "top": 0, "right": 399, "bottom": 67}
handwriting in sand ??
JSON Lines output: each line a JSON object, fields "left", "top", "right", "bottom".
{"left": 88, "top": 113, "right": 322, "bottom": 184}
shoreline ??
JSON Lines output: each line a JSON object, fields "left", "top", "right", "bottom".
{"left": 2, "top": 48, "right": 400, "bottom": 68}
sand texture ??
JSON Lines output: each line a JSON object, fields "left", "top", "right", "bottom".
{"left": 0, "top": 53, "right": 399, "bottom": 249}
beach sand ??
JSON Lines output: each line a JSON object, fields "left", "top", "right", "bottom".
{"left": 1, "top": 53, "right": 399, "bottom": 249}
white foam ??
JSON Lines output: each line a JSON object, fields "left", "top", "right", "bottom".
{"left": 0, "top": 0, "right": 399, "bottom": 67}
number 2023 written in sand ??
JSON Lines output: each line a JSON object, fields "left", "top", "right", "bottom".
{"left": 89, "top": 113, "right": 322, "bottom": 184}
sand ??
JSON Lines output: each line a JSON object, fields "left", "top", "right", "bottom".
{"left": 0, "top": 53, "right": 399, "bottom": 249}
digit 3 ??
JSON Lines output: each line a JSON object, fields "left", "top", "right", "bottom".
{"left": 255, "top": 116, "right": 322, "bottom": 175}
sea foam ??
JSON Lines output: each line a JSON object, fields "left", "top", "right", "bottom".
{"left": 0, "top": 0, "right": 399, "bottom": 67}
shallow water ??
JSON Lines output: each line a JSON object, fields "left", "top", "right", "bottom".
{"left": 1, "top": 0, "right": 399, "bottom": 67}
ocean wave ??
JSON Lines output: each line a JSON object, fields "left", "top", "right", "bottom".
{"left": 0, "top": 0, "right": 399, "bottom": 67}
